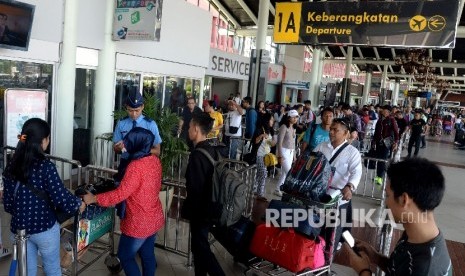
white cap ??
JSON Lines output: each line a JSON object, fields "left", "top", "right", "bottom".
{"left": 288, "top": 109, "right": 300, "bottom": 117}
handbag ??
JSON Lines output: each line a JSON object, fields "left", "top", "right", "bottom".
{"left": 16, "top": 181, "right": 75, "bottom": 224}
{"left": 250, "top": 224, "right": 325, "bottom": 272}
{"left": 264, "top": 153, "right": 278, "bottom": 167}
{"left": 382, "top": 137, "right": 394, "bottom": 148}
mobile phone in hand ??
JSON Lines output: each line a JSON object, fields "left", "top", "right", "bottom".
{"left": 342, "top": 230, "right": 361, "bottom": 256}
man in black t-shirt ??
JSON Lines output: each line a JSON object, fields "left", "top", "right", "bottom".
{"left": 346, "top": 158, "right": 452, "bottom": 276}
{"left": 406, "top": 110, "right": 427, "bottom": 158}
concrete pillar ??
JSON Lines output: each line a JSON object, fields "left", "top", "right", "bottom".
{"left": 380, "top": 65, "right": 388, "bottom": 90}
{"left": 315, "top": 48, "right": 325, "bottom": 105}
{"left": 250, "top": 0, "right": 269, "bottom": 106}
{"left": 392, "top": 78, "right": 400, "bottom": 106}
{"left": 54, "top": 0, "right": 78, "bottom": 160}
{"left": 362, "top": 64, "right": 373, "bottom": 105}
{"left": 309, "top": 48, "right": 321, "bottom": 105}
{"left": 92, "top": 0, "right": 116, "bottom": 142}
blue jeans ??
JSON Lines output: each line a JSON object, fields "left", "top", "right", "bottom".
{"left": 24, "top": 222, "right": 61, "bottom": 276}
{"left": 118, "top": 233, "right": 157, "bottom": 276}
{"left": 228, "top": 137, "right": 241, "bottom": 160}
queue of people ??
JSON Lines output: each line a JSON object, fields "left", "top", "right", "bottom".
{"left": 0, "top": 89, "right": 454, "bottom": 275}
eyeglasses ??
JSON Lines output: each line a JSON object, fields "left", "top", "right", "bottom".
{"left": 333, "top": 118, "right": 351, "bottom": 130}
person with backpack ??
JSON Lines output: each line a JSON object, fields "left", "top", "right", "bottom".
{"left": 300, "top": 107, "right": 334, "bottom": 153}
{"left": 181, "top": 113, "right": 225, "bottom": 276}
{"left": 314, "top": 117, "right": 362, "bottom": 252}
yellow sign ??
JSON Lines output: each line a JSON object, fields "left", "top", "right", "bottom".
{"left": 428, "top": 15, "right": 446, "bottom": 32}
{"left": 274, "top": 2, "right": 301, "bottom": 43}
{"left": 409, "top": 15, "right": 427, "bottom": 32}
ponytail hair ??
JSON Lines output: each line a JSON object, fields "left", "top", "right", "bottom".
{"left": 4, "top": 118, "right": 50, "bottom": 182}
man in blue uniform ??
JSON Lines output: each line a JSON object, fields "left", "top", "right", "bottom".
{"left": 113, "top": 89, "right": 162, "bottom": 157}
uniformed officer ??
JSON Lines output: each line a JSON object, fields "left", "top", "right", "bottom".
{"left": 113, "top": 89, "right": 162, "bottom": 157}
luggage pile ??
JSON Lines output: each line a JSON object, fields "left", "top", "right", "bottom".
{"left": 245, "top": 150, "right": 341, "bottom": 274}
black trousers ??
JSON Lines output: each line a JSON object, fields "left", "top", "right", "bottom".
{"left": 190, "top": 221, "right": 225, "bottom": 276}
{"left": 375, "top": 144, "right": 390, "bottom": 178}
{"left": 408, "top": 135, "right": 422, "bottom": 156}
{"left": 421, "top": 134, "right": 426, "bottom": 147}
{"left": 321, "top": 201, "right": 352, "bottom": 258}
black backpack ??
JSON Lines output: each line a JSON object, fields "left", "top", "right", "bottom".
{"left": 197, "top": 148, "right": 248, "bottom": 227}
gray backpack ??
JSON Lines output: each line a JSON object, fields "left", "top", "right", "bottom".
{"left": 197, "top": 148, "right": 248, "bottom": 227}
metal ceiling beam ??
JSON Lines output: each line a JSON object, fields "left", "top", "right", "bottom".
{"left": 324, "top": 58, "right": 465, "bottom": 69}
{"left": 236, "top": 28, "right": 273, "bottom": 36}
{"left": 387, "top": 73, "right": 465, "bottom": 81}
{"left": 209, "top": 0, "right": 241, "bottom": 28}
{"left": 235, "top": 0, "right": 258, "bottom": 25}
{"left": 269, "top": 1, "right": 275, "bottom": 16}
{"left": 373, "top": 48, "right": 383, "bottom": 72}
{"left": 325, "top": 46, "right": 334, "bottom": 58}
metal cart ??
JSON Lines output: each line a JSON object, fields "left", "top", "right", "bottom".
{"left": 62, "top": 165, "right": 121, "bottom": 276}
{"left": 246, "top": 194, "right": 342, "bottom": 276}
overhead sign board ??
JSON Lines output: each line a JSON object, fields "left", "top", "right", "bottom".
{"left": 113, "top": 0, "right": 163, "bottom": 41}
{"left": 206, "top": 48, "right": 250, "bottom": 80}
{"left": 274, "top": 1, "right": 458, "bottom": 48}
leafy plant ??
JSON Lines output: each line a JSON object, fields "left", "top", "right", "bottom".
{"left": 113, "top": 93, "right": 188, "bottom": 177}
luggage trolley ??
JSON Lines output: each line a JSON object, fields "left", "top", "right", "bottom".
{"left": 246, "top": 194, "right": 342, "bottom": 276}
{"left": 62, "top": 165, "right": 120, "bottom": 276}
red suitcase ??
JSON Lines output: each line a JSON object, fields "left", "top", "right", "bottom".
{"left": 249, "top": 224, "right": 325, "bottom": 273}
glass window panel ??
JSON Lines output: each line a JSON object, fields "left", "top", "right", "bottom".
{"left": 114, "top": 72, "right": 141, "bottom": 112}
{"left": 165, "top": 77, "right": 187, "bottom": 114}
{"left": 0, "top": 60, "right": 54, "bottom": 146}
{"left": 142, "top": 75, "right": 164, "bottom": 107}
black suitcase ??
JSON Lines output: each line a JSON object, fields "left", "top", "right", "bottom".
{"left": 210, "top": 216, "right": 256, "bottom": 265}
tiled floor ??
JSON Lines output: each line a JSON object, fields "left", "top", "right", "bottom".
{"left": 0, "top": 132, "right": 464, "bottom": 275}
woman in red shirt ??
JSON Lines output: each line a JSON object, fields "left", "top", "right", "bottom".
{"left": 83, "top": 127, "right": 164, "bottom": 276}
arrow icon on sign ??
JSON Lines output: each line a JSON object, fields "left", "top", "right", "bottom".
{"left": 428, "top": 15, "right": 446, "bottom": 32}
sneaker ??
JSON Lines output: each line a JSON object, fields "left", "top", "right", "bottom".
{"left": 273, "top": 190, "right": 283, "bottom": 197}
{"left": 336, "top": 242, "right": 342, "bottom": 252}
{"left": 0, "top": 247, "right": 11, "bottom": 258}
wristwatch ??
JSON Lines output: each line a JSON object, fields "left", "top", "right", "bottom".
{"left": 345, "top": 183, "right": 356, "bottom": 192}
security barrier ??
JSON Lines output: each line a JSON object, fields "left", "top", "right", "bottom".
{"left": 355, "top": 156, "right": 389, "bottom": 207}
{"left": 3, "top": 146, "right": 83, "bottom": 190}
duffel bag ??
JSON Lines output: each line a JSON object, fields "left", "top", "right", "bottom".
{"left": 265, "top": 199, "right": 321, "bottom": 238}
{"left": 249, "top": 224, "right": 326, "bottom": 272}
{"left": 210, "top": 216, "right": 256, "bottom": 265}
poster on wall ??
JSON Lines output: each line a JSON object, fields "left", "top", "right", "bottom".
{"left": 4, "top": 89, "right": 48, "bottom": 147}
{"left": 113, "top": 0, "right": 164, "bottom": 41}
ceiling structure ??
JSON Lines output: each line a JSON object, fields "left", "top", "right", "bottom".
{"left": 209, "top": 0, "right": 465, "bottom": 98}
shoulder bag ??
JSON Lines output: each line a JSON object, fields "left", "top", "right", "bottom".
{"left": 16, "top": 180, "right": 76, "bottom": 224}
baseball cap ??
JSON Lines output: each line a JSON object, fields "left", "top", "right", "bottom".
{"left": 288, "top": 109, "right": 299, "bottom": 117}
{"left": 126, "top": 88, "right": 144, "bottom": 108}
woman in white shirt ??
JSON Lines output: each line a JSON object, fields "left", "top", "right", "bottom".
{"left": 275, "top": 110, "right": 299, "bottom": 196}
{"left": 253, "top": 113, "right": 277, "bottom": 198}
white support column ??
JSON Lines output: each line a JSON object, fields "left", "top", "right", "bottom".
{"left": 92, "top": 0, "right": 117, "bottom": 143}
{"left": 54, "top": 0, "right": 78, "bottom": 160}
{"left": 392, "top": 78, "right": 400, "bottom": 106}
{"left": 309, "top": 48, "right": 321, "bottom": 104}
{"left": 315, "top": 49, "right": 325, "bottom": 105}
{"left": 251, "top": 0, "right": 269, "bottom": 106}
{"left": 362, "top": 64, "right": 373, "bottom": 105}
{"left": 381, "top": 65, "right": 388, "bottom": 90}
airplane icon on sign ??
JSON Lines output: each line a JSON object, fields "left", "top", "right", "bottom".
{"left": 409, "top": 15, "right": 427, "bottom": 31}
